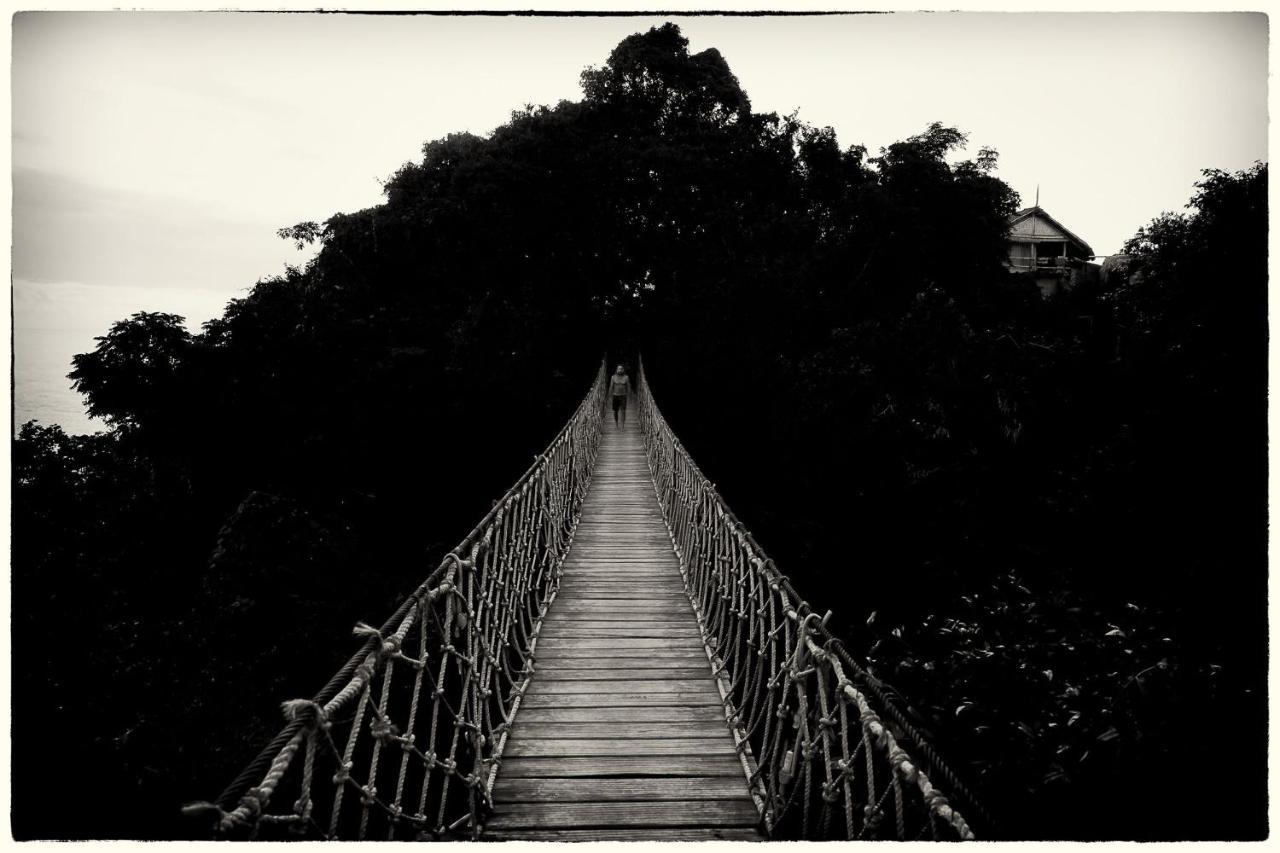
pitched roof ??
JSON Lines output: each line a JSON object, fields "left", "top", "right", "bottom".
{"left": 1008, "top": 206, "right": 1095, "bottom": 257}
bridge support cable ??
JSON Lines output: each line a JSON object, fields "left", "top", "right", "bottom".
{"left": 185, "top": 363, "right": 609, "bottom": 839}
{"left": 634, "top": 358, "right": 982, "bottom": 841}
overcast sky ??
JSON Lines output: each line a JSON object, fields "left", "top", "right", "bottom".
{"left": 12, "top": 11, "right": 1269, "bottom": 432}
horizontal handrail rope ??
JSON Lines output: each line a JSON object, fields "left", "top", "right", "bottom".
{"left": 633, "top": 357, "right": 979, "bottom": 841}
{"left": 188, "top": 362, "right": 608, "bottom": 839}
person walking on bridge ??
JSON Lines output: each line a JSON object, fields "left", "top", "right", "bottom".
{"left": 609, "top": 364, "right": 631, "bottom": 428}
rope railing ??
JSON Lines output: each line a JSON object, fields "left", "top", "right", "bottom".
{"left": 185, "top": 362, "right": 609, "bottom": 840}
{"left": 633, "top": 357, "right": 982, "bottom": 841}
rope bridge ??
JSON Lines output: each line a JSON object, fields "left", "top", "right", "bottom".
{"left": 186, "top": 359, "right": 982, "bottom": 840}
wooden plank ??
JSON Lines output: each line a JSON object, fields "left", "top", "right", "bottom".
{"left": 558, "top": 572, "right": 683, "bottom": 578}
{"left": 540, "top": 617, "right": 695, "bottom": 628}
{"left": 563, "top": 542, "right": 675, "bottom": 547}
{"left": 555, "top": 580, "right": 682, "bottom": 586}
{"left": 518, "top": 692, "right": 723, "bottom": 709}
{"left": 566, "top": 541, "right": 674, "bottom": 546}
{"left": 561, "top": 557, "right": 676, "bottom": 562}
{"left": 550, "top": 593, "right": 692, "bottom": 601}
{"left": 549, "top": 598, "right": 692, "bottom": 606}
{"left": 542, "top": 616, "right": 697, "bottom": 626}
{"left": 558, "top": 568, "right": 686, "bottom": 573}
{"left": 554, "top": 586, "right": 686, "bottom": 593}
{"left": 535, "top": 637, "right": 705, "bottom": 649}
{"left": 532, "top": 627, "right": 701, "bottom": 635}
{"left": 545, "top": 601, "right": 696, "bottom": 614}
{"left": 562, "top": 551, "right": 673, "bottom": 555}
{"left": 538, "top": 629, "right": 703, "bottom": 640}
{"left": 482, "top": 827, "right": 761, "bottom": 841}
{"left": 511, "top": 721, "right": 733, "bottom": 739}
{"left": 493, "top": 776, "right": 750, "bottom": 803}
{"left": 505, "top": 738, "right": 735, "bottom": 758}
{"left": 558, "top": 574, "right": 677, "bottom": 579}
{"left": 533, "top": 645, "right": 708, "bottom": 657}
{"left": 552, "top": 590, "right": 688, "bottom": 598}
{"left": 484, "top": 800, "right": 760, "bottom": 830}
{"left": 514, "top": 706, "right": 727, "bottom": 724}
{"left": 574, "top": 518, "right": 668, "bottom": 524}
{"left": 539, "top": 611, "right": 694, "bottom": 622}
{"left": 525, "top": 679, "right": 718, "bottom": 695}
{"left": 536, "top": 667, "right": 710, "bottom": 680}
{"left": 554, "top": 584, "right": 682, "bottom": 590}
{"left": 498, "top": 755, "right": 745, "bottom": 778}
{"left": 541, "top": 613, "right": 695, "bottom": 623}
{"left": 559, "top": 568, "right": 679, "bottom": 573}
{"left": 540, "top": 624, "right": 701, "bottom": 635}
{"left": 533, "top": 650, "right": 709, "bottom": 663}
{"left": 557, "top": 574, "right": 680, "bottom": 580}
{"left": 550, "top": 589, "right": 688, "bottom": 596}
{"left": 563, "top": 557, "right": 671, "bottom": 564}
{"left": 533, "top": 649, "right": 709, "bottom": 663}
{"left": 558, "top": 568, "right": 680, "bottom": 573}
{"left": 540, "top": 617, "right": 701, "bottom": 630}
{"left": 566, "top": 545, "right": 674, "bottom": 550}
{"left": 540, "top": 619, "right": 695, "bottom": 631}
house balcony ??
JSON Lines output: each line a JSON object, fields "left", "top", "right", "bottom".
{"left": 1007, "top": 256, "right": 1076, "bottom": 272}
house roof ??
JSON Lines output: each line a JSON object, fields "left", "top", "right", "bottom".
{"left": 1008, "top": 206, "right": 1095, "bottom": 257}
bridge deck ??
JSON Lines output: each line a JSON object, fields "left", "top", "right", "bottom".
{"left": 485, "top": 416, "right": 761, "bottom": 841}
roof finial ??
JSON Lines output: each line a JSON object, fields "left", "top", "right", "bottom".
{"left": 1035, "top": 184, "right": 1040, "bottom": 209}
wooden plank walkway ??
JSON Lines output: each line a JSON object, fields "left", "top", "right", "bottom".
{"left": 485, "top": 416, "right": 761, "bottom": 841}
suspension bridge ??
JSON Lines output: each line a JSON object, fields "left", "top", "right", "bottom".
{"left": 185, "top": 361, "right": 984, "bottom": 841}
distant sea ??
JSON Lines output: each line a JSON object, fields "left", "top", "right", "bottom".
{"left": 14, "top": 279, "right": 243, "bottom": 435}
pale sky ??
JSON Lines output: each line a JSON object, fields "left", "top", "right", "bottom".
{"left": 11, "top": 11, "right": 1269, "bottom": 433}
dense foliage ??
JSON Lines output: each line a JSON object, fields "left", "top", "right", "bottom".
{"left": 13, "top": 24, "right": 1266, "bottom": 840}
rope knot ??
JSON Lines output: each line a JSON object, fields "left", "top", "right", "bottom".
{"left": 332, "top": 761, "right": 353, "bottom": 785}
{"left": 292, "top": 796, "right": 313, "bottom": 822}
{"left": 371, "top": 717, "right": 400, "bottom": 745}
{"left": 281, "top": 698, "right": 327, "bottom": 729}
{"left": 230, "top": 786, "right": 267, "bottom": 827}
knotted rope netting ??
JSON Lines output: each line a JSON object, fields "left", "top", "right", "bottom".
{"left": 187, "top": 364, "right": 607, "bottom": 839}
{"left": 634, "top": 358, "right": 984, "bottom": 840}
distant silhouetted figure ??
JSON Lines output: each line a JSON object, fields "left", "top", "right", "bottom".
{"left": 610, "top": 365, "right": 630, "bottom": 428}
